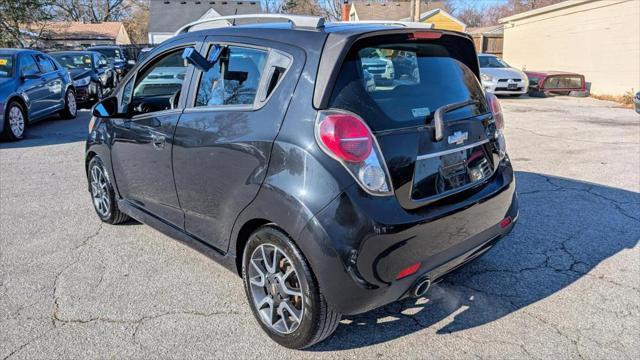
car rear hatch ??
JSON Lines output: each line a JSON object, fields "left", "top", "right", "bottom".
{"left": 317, "top": 30, "right": 503, "bottom": 210}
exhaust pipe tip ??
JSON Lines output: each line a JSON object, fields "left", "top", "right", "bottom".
{"left": 413, "top": 278, "right": 431, "bottom": 298}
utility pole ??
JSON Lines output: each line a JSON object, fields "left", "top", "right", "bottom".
{"left": 412, "top": 0, "right": 421, "bottom": 22}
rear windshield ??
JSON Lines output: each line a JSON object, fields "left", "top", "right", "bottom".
{"left": 93, "top": 48, "right": 123, "bottom": 61}
{"left": 329, "top": 36, "right": 487, "bottom": 131}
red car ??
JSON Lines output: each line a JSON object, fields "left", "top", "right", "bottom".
{"left": 524, "top": 70, "right": 588, "bottom": 97}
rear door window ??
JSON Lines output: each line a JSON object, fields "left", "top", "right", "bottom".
{"left": 195, "top": 45, "right": 268, "bottom": 107}
{"left": 329, "top": 37, "right": 487, "bottom": 132}
{"left": 19, "top": 55, "right": 39, "bottom": 76}
{"left": 35, "top": 55, "right": 56, "bottom": 73}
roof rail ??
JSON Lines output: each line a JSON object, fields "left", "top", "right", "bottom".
{"left": 175, "top": 14, "right": 325, "bottom": 35}
{"left": 338, "top": 21, "right": 434, "bottom": 29}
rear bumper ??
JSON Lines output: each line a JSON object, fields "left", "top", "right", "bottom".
{"left": 299, "top": 161, "right": 518, "bottom": 315}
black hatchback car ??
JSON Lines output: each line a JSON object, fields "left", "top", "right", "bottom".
{"left": 85, "top": 15, "right": 518, "bottom": 349}
{"left": 50, "top": 51, "right": 114, "bottom": 104}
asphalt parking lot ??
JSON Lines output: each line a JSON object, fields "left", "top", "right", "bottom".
{"left": 1, "top": 96, "right": 638, "bottom": 359}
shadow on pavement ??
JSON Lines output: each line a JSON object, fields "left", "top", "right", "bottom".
{"left": 312, "top": 171, "right": 639, "bottom": 351}
{"left": 0, "top": 110, "right": 91, "bottom": 149}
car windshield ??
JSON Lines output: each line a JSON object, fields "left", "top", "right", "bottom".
{"left": 0, "top": 55, "right": 13, "bottom": 77}
{"left": 94, "top": 48, "right": 123, "bottom": 61}
{"left": 479, "top": 56, "right": 510, "bottom": 68}
{"left": 53, "top": 54, "right": 93, "bottom": 70}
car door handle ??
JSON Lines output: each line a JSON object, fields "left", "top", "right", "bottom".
{"left": 151, "top": 134, "right": 166, "bottom": 149}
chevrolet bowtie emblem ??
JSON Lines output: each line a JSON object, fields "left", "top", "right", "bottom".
{"left": 448, "top": 131, "right": 468, "bottom": 145}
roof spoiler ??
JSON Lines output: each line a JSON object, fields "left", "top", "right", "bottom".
{"left": 337, "top": 21, "right": 433, "bottom": 29}
{"left": 175, "top": 14, "right": 325, "bottom": 35}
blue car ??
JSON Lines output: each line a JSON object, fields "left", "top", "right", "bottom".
{"left": 0, "top": 48, "right": 77, "bottom": 141}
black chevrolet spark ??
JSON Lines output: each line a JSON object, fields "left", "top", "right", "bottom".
{"left": 86, "top": 15, "right": 518, "bottom": 349}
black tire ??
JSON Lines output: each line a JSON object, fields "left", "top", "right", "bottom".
{"left": 59, "top": 89, "right": 77, "bottom": 119}
{"left": 88, "top": 156, "right": 130, "bottom": 224}
{"left": 95, "top": 83, "right": 104, "bottom": 102}
{"left": 2, "top": 101, "right": 27, "bottom": 141}
{"left": 242, "top": 225, "right": 341, "bottom": 349}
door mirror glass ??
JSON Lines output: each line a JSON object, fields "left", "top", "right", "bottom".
{"left": 22, "top": 72, "right": 40, "bottom": 79}
{"left": 92, "top": 96, "right": 119, "bottom": 118}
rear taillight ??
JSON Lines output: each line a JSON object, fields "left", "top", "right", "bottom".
{"left": 318, "top": 114, "right": 372, "bottom": 162}
{"left": 485, "top": 92, "right": 504, "bottom": 130}
{"left": 316, "top": 110, "right": 393, "bottom": 196}
{"left": 485, "top": 92, "right": 507, "bottom": 158}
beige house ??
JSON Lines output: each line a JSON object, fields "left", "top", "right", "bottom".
{"left": 348, "top": 1, "right": 466, "bottom": 32}
{"left": 500, "top": 0, "right": 640, "bottom": 96}
{"left": 25, "top": 22, "right": 131, "bottom": 48}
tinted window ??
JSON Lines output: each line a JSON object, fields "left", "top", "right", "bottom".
{"left": 19, "top": 55, "right": 39, "bottom": 76}
{"left": 479, "top": 56, "right": 509, "bottom": 68}
{"left": 195, "top": 45, "right": 267, "bottom": 107}
{"left": 36, "top": 55, "right": 55, "bottom": 73}
{"left": 93, "top": 48, "right": 123, "bottom": 60}
{"left": 330, "top": 38, "right": 487, "bottom": 131}
{"left": 0, "top": 56, "right": 13, "bottom": 77}
{"left": 52, "top": 53, "right": 93, "bottom": 70}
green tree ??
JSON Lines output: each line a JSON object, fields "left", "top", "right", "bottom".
{"left": 282, "top": 0, "right": 323, "bottom": 16}
{"left": 0, "top": 0, "right": 54, "bottom": 47}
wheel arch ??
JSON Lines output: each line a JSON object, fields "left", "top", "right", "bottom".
{"left": 234, "top": 218, "right": 273, "bottom": 275}
{"left": 5, "top": 95, "right": 28, "bottom": 122}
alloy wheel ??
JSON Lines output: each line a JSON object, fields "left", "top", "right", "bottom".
{"left": 248, "top": 243, "right": 305, "bottom": 334}
{"left": 90, "top": 164, "right": 110, "bottom": 217}
{"left": 8, "top": 106, "right": 25, "bottom": 138}
{"left": 67, "top": 91, "right": 77, "bottom": 116}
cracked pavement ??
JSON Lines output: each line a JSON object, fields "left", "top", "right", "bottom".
{"left": 1, "top": 96, "right": 639, "bottom": 359}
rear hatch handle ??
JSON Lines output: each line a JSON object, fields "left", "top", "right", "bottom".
{"left": 432, "top": 99, "right": 478, "bottom": 141}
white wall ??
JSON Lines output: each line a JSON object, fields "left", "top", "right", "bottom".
{"left": 502, "top": 0, "right": 640, "bottom": 95}
{"left": 148, "top": 33, "right": 174, "bottom": 45}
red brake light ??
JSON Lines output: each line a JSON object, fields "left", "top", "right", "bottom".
{"left": 396, "top": 262, "right": 421, "bottom": 280}
{"left": 485, "top": 92, "right": 504, "bottom": 129}
{"left": 318, "top": 114, "right": 373, "bottom": 163}
{"left": 408, "top": 32, "right": 442, "bottom": 40}
{"left": 500, "top": 216, "right": 512, "bottom": 229}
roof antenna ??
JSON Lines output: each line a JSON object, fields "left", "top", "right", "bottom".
{"left": 232, "top": 8, "right": 238, "bottom": 26}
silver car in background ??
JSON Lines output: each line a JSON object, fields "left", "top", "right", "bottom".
{"left": 479, "top": 54, "right": 529, "bottom": 97}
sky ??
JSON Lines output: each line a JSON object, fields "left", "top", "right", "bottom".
{"left": 450, "top": 0, "right": 508, "bottom": 10}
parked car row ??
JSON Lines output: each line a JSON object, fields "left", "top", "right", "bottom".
{"left": 1, "top": 45, "right": 139, "bottom": 141}
{"left": 1, "top": 49, "right": 77, "bottom": 140}
{"left": 477, "top": 53, "right": 590, "bottom": 98}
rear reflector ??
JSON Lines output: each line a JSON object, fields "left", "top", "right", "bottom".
{"left": 500, "top": 217, "right": 512, "bottom": 229}
{"left": 396, "top": 262, "right": 421, "bottom": 280}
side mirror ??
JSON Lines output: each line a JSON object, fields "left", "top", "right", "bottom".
{"left": 92, "top": 96, "right": 119, "bottom": 118}
{"left": 182, "top": 47, "right": 216, "bottom": 71}
{"left": 21, "top": 72, "right": 40, "bottom": 80}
